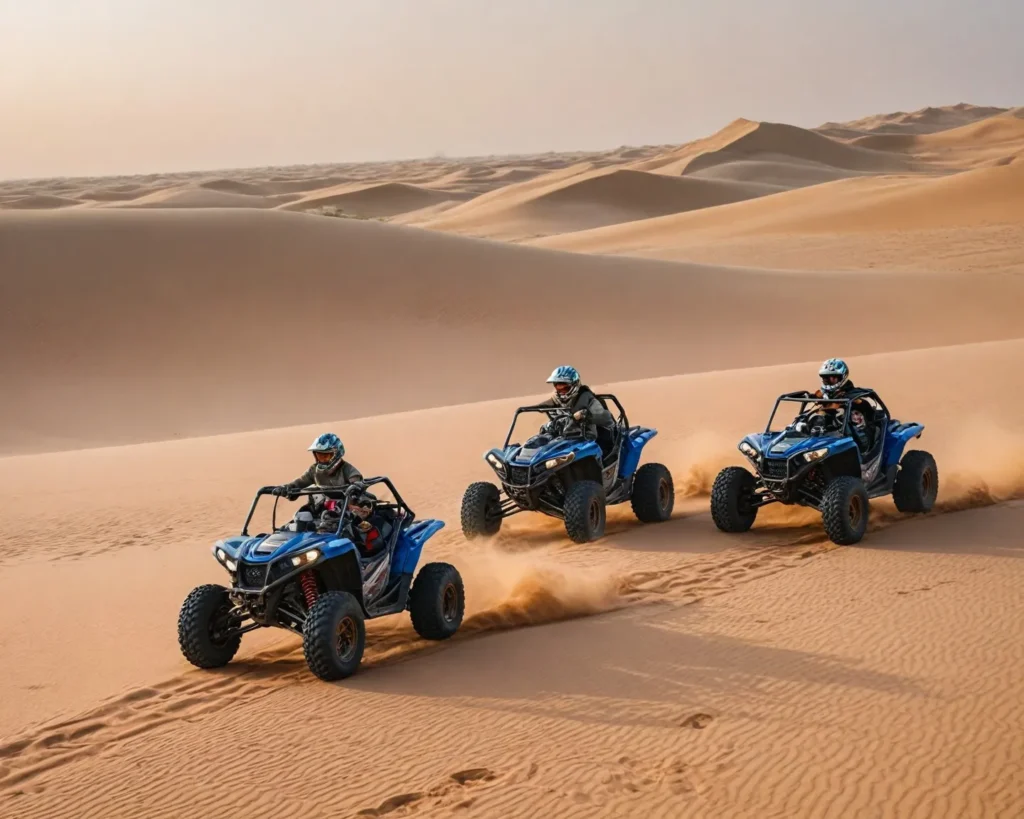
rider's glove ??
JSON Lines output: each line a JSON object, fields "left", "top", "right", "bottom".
{"left": 270, "top": 485, "right": 289, "bottom": 497}
{"left": 573, "top": 409, "right": 590, "bottom": 423}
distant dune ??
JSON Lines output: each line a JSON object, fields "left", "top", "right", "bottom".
{"left": 420, "top": 167, "right": 777, "bottom": 238}
{"left": 1, "top": 193, "right": 82, "bottom": 209}
{"left": 111, "top": 185, "right": 280, "bottom": 209}
{"left": 281, "top": 181, "right": 473, "bottom": 218}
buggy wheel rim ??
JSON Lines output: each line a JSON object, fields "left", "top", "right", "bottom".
{"left": 658, "top": 478, "right": 670, "bottom": 510}
{"left": 588, "top": 498, "right": 601, "bottom": 530}
{"left": 441, "top": 583, "right": 459, "bottom": 623}
{"left": 848, "top": 494, "right": 864, "bottom": 528}
{"left": 485, "top": 497, "right": 501, "bottom": 522}
{"left": 336, "top": 616, "right": 358, "bottom": 662}
{"left": 208, "top": 602, "right": 235, "bottom": 647}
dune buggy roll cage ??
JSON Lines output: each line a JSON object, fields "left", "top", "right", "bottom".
{"left": 240, "top": 476, "right": 413, "bottom": 538}
{"left": 766, "top": 390, "right": 889, "bottom": 436}
{"left": 503, "top": 394, "right": 628, "bottom": 448}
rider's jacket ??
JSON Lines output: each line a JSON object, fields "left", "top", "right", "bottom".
{"left": 537, "top": 386, "right": 614, "bottom": 440}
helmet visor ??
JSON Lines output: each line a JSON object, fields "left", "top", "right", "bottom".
{"left": 821, "top": 374, "right": 842, "bottom": 386}
{"left": 313, "top": 450, "right": 336, "bottom": 464}
{"left": 553, "top": 382, "right": 573, "bottom": 395}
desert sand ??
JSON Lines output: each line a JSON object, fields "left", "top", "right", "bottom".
{"left": 1, "top": 103, "right": 1022, "bottom": 818}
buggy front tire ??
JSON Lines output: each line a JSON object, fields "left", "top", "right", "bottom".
{"left": 893, "top": 450, "right": 938, "bottom": 513}
{"left": 710, "top": 467, "right": 759, "bottom": 533}
{"left": 461, "top": 481, "right": 503, "bottom": 539}
{"left": 303, "top": 591, "right": 366, "bottom": 681}
{"left": 564, "top": 480, "right": 606, "bottom": 543}
{"left": 631, "top": 463, "right": 675, "bottom": 523}
{"left": 821, "top": 476, "right": 869, "bottom": 545}
{"left": 178, "top": 584, "right": 242, "bottom": 669}
{"left": 409, "top": 562, "right": 465, "bottom": 640}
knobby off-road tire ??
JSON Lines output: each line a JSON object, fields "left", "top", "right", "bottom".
{"left": 631, "top": 462, "right": 675, "bottom": 523}
{"left": 564, "top": 480, "right": 606, "bottom": 543}
{"left": 461, "top": 481, "right": 503, "bottom": 539}
{"left": 893, "top": 450, "right": 938, "bottom": 513}
{"left": 178, "top": 584, "right": 242, "bottom": 669}
{"left": 409, "top": 562, "right": 465, "bottom": 640}
{"left": 821, "top": 476, "right": 869, "bottom": 545}
{"left": 710, "top": 467, "right": 758, "bottom": 533}
{"left": 303, "top": 591, "right": 366, "bottom": 681}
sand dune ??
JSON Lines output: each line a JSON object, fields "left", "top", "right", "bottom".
{"left": 281, "top": 181, "right": 474, "bottom": 218}
{"left": 1, "top": 341, "right": 1022, "bottom": 817}
{"left": 0, "top": 193, "right": 82, "bottom": 209}
{"left": 421, "top": 167, "right": 777, "bottom": 238}
{"left": 110, "top": 185, "right": 280, "bottom": 209}
{"left": 5, "top": 207, "right": 1024, "bottom": 453}
{"left": 682, "top": 119, "right": 911, "bottom": 175}
{"left": 819, "top": 102, "right": 1011, "bottom": 137}
{"left": 3, "top": 100, "right": 1024, "bottom": 819}
{"left": 537, "top": 159, "right": 1024, "bottom": 258}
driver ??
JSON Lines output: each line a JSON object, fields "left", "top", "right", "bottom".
{"left": 272, "top": 432, "right": 363, "bottom": 500}
{"left": 798, "top": 359, "right": 874, "bottom": 452}
{"left": 538, "top": 366, "right": 614, "bottom": 445}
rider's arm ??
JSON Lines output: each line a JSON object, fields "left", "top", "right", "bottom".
{"left": 583, "top": 396, "right": 614, "bottom": 428}
{"left": 342, "top": 462, "right": 363, "bottom": 484}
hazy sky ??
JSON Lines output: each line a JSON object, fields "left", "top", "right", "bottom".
{"left": 2, "top": 0, "right": 1021, "bottom": 179}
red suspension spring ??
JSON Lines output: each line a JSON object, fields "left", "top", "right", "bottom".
{"left": 300, "top": 571, "right": 318, "bottom": 609}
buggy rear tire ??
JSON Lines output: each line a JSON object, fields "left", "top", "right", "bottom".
{"left": 303, "top": 591, "right": 366, "bottom": 681}
{"left": 631, "top": 462, "right": 675, "bottom": 523}
{"left": 821, "top": 476, "right": 869, "bottom": 545}
{"left": 710, "top": 467, "right": 758, "bottom": 533}
{"left": 461, "top": 481, "right": 503, "bottom": 539}
{"left": 564, "top": 480, "right": 606, "bottom": 543}
{"left": 409, "top": 562, "right": 465, "bottom": 640}
{"left": 178, "top": 584, "right": 242, "bottom": 669}
{"left": 893, "top": 450, "right": 938, "bottom": 514}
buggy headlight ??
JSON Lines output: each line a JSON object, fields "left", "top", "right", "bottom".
{"left": 738, "top": 442, "right": 758, "bottom": 459}
{"left": 225, "top": 558, "right": 237, "bottom": 572}
{"left": 803, "top": 448, "right": 829, "bottom": 463}
{"left": 545, "top": 452, "right": 575, "bottom": 470}
{"left": 291, "top": 549, "right": 320, "bottom": 567}
{"left": 486, "top": 453, "right": 504, "bottom": 471}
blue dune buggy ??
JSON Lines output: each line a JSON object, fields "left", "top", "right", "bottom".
{"left": 710, "top": 389, "right": 938, "bottom": 545}
{"left": 461, "top": 394, "right": 674, "bottom": 543}
{"left": 178, "top": 478, "right": 463, "bottom": 681}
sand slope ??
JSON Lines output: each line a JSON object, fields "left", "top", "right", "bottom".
{"left": 537, "top": 159, "right": 1024, "bottom": 257}
{"left": 4, "top": 208, "right": 1024, "bottom": 453}
{"left": 1, "top": 342, "right": 1022, "bottom": 817}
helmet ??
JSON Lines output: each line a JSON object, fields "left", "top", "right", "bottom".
{"left": 818, "top": 358, "right": 850, "bottom": 398}
{"left": 347, "top": 491, "right": 377, "bottom": 520}
{"left": 308, "top": 432, "right": 344, "bottom": 472}
{"left": 546, "top": 365, "right": 581, "bottom": 406}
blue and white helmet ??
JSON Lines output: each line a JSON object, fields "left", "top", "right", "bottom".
{"left": 547, "top": 365, "right": 581, "bottom": 406}
{"left": 818, "top": 358, "right": 850, "bottom": 398}
{"left": 308, "top": 432, "right": 344, "bottom": 471}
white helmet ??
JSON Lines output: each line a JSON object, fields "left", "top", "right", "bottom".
{"left": 818, "top": 359, "right": 850, "bottom": 398}
{"left": 308, "top": 432, "right": 344, "bottom": 472}
{"left": 546, "top": 365, "right": 581, "bottom": 406}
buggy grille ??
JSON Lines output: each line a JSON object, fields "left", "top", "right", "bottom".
{"left": 506, "top": 465, "right": 532, "bottom": 486}
{"left": 760, "top": 458, "right": 789, "bottom": 480}
{"left": 239, "top": 563, "right": 268, "bottom": 589}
